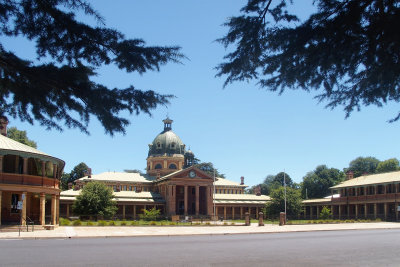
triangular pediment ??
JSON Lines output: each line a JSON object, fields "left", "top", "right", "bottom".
{"left": 158, "top": 166, "right": 214, "bottom": 181}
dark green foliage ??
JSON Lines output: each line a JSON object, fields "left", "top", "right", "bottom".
{"left": 194, "top": 162, "right": 225, "bottom": 178}
{"left": 376, "top": 158, "right": 400, "bottom": 173}
{"left": 217, "top": 0, "right": 400, "bottom": 121}
{"left": 7, "top": 127, "right": 37, "bottom": 148}
{"left": 264, "top": 186, "right": 302, "bottom": 217}
{"left": 345, "top": 156, "right": 380, "bottom": 177}
{"left": 301, "top": 165, "right": 345, "bottom": 199}
{"left": 139, "top": 207, "right": 161, "bottom": 221}
{"left": 61, "top": 162, "right": 89, "bottom": 190}
{"left": 73, "top": 181, "right": 117, "bottom": 218}
{"left": 0, "top": 0, "right": 184, "bottom": 135}
{"left": 248, "top": 172, "right": 294, "bottom": 195}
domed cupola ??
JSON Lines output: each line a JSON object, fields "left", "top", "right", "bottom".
{"left": 146, "top": 118, "right": 186, "bottom": 177}
{"left": 148, "top": 118, "right": 185, "bottom": 157}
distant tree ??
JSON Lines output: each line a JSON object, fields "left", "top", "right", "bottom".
{"left": 61, "top": 162, "right": 89, "bottom": 190}
{"left": 345, "top": 157, "right": 380, "bottom": 177}
{"left": 7, "top": 127, "right": 37, "bottom": 148}
{"left": 217, "top": 0, "right": 400, "bottom": 122}
{"left": 124, "top": 169, "right": 145, "bottom": 175}
{"left": 73, "top": 181, "right": 117, "bottom": 219}
{"left": 0, "top": 0, "right": 184, "bottom": 135}
{"left": 60, "top": 172, "right": 71, "bottom": 191}
{"left": 301, "top": 165, "right": 345, "bottom": 199}
{"left": 264, "top": 186, "right": 302, "bottom": 218}
{"left": 194, "top": 162, "right": 226, "bottom": 178}
{"left": 376, "top": 158, "right": 400, "bottom": 174}
{"left": 248, "top": 172, "right": 294, "bottom": 195}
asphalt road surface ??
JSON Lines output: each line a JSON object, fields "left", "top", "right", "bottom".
{"left": 1, "top": 229, "right": 400, "bottom": 266}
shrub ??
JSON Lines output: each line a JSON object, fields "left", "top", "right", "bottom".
{"left": 120, "top": 220, "right": 127, "bottom": 226}
{"left": 72, "top": 219, "right": 82, "bottom": 226}
{"left": 59, "top": 218, "right": 70, "bottom": 226}
{"left": 319, "top": 206, "right": 332, "bottom": 220}
{"left": 109, "top": 220, "right": 116, "bottom": 226}
{"left": 139, "top": 207, "right": 161, "bottom": 221}
{"left": 149, "top": 221, "right": 157, "bottom": 225}
{"left": 87, "top": 221, "right": 95, "bottom": 226}
{"left": 98, "top": 220, "right": 107, "bottom": 226}
{"left": 223, "top": 222, "right": 228, "bottom": 225}
{"left": 131, "top": 221, "right": 139, "bottom": 225}
{"left": 169, "top": 222, "right": 177, "bottom": 226}
{"left": 205, "top": 222, "right": 211, "bottom": 225}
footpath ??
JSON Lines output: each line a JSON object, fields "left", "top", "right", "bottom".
{"left": 1, "top": 222, "right": 400, "bottom": 239}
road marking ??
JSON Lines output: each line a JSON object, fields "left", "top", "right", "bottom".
{"left": 1, "top": 239, "right": 22, "bottom": 241}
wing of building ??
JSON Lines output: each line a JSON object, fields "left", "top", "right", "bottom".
{"left": 60, "top": 118, "right": 270, "bottom": 219}
{"left": 303, "top": 171, "right": 400, "bottom": 221}
{"left": 0, "top": 116, "right": 65, "bottom": 226}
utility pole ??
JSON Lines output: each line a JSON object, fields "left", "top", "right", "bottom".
{"left": 213, "top": 169, "right": 216, "bottom": 222}
{"left": 284, "top": 171, "right": 287, "bottom": 223}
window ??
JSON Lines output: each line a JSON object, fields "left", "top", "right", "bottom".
{"left": 157, "top": 142, "right": 161, "bottom": 148}
{"left": 192, "top": 188, "right": 195, "bottom": 195}
{"left": 155, "top": 164, "right": 162, "bottom": 169}
{"left": 169, "top": 163, "right": 177, "bottom": 169}
{"left": 171, "top": 142, "right": 175, "bottom": 148}
{"left": 113, "top": 185, "right": 117, "bottom": 191}
{"left": 11, "top": 194, "right": 19, "bottom": 213}
{"left": 123, "top": 185, "right": 127, "bottom": 191}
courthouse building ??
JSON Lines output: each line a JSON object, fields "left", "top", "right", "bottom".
{"left": 303, "top": 171, "right": 400, "bottom": 221}
{"left": 60, "top": 118, "right": 270, "bottom": 219}
{"left": 0, "top": 116, "right": 65, "bottom": 226}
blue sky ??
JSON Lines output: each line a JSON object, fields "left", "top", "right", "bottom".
{"left": 4, "top": 1, "right": 400, "bottom": 186}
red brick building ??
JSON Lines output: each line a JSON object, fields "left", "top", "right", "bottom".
{"left": 0, "top": 116, "right": 65, "bottom": 226}
{"left": 60, "top": 118, "right": 269, "bottom": 219}
{"left": 303, "top": 171, "right": 400, "bottom": 221}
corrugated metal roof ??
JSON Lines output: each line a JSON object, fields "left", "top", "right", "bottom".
{"left": 0, "top": 134, "right": 49, "bottom": 156}
{"left": 330, "top": 171, "right": 400, "bottom": 189}
{"left": 214, "top": 177, "right": 247, "bottom": 187}
{"left": 302, "top": 198, "right": 331, "bottom": 204}
{"left": 77, "top": 172, "right": 155, "bottom": 183}
{"left": 0, "top": 134, "right": 64, "bottom": 165}
{"left": 215, "top": 193, "right": 270, "bottom": 201}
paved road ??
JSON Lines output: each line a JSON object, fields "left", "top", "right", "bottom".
{"left": 1, "top": 229, "right": 399, "bottom": 266}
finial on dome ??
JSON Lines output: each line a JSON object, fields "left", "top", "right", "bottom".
{"left": 163, "top": 117, "right": 173, "bottom": 131}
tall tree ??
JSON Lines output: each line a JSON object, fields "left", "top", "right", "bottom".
{"left": 264, "top": 186, "right": 302, "bottom": 218}
{"left": 61, "top": 162, "right": 89, "bottom": 190}
{"left": 73, "top": 181, "right": 117, "bottom": 219}
{"left": 217, "top": 1, "right": 400, "bottom": 122}
{"left": 0, "top": 0, "right": 184, "bottom": 135}
{"left": 301, "top": 165, "right": 345, "bottom": 199}
{"left": 248, "top": 172, "right": 294, "bottom": 195}
{"left": 345, "top": 156, "right": 380, "bottom": 177}
{"left": 376, "top": 158, "right": 400, "bottom": 173}
{"left": 194, "top": 162, "right": 226, "bottom": 178}
{"left": 7, "top": 127, "right": 37, "bottom": 148}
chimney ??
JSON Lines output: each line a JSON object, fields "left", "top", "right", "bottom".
{"left": 116, "top": 182, "right": 121, "bottom": 192}
{"left": 0, "top": 116, "right": 9, "bottom": 136}
{"left": 84, "top": 168, "right": 92, "bottom": 178}
{"left": 240, "top": 176, "right": 244, "bottom": 185}
{"left": 255, "top": 185, "right": 261, "bottom": 196}
{"left": 68, "top": 183, "right": 73, "bottom": 190}
{"left": 346, "top": 171, "right": 354, "bottom": 180}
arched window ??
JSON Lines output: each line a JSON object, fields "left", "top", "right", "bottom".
{"left": 157, "top": 142, "right": 161, "bottom": 148}
{"left": 169, "top": 163, "right": 177, "bottom": 169}
{"left": 171, "top": 142, "right": 175, "bottom": 148}
{"left": 155, "top": 164, "right": 162, "bottom": 169}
